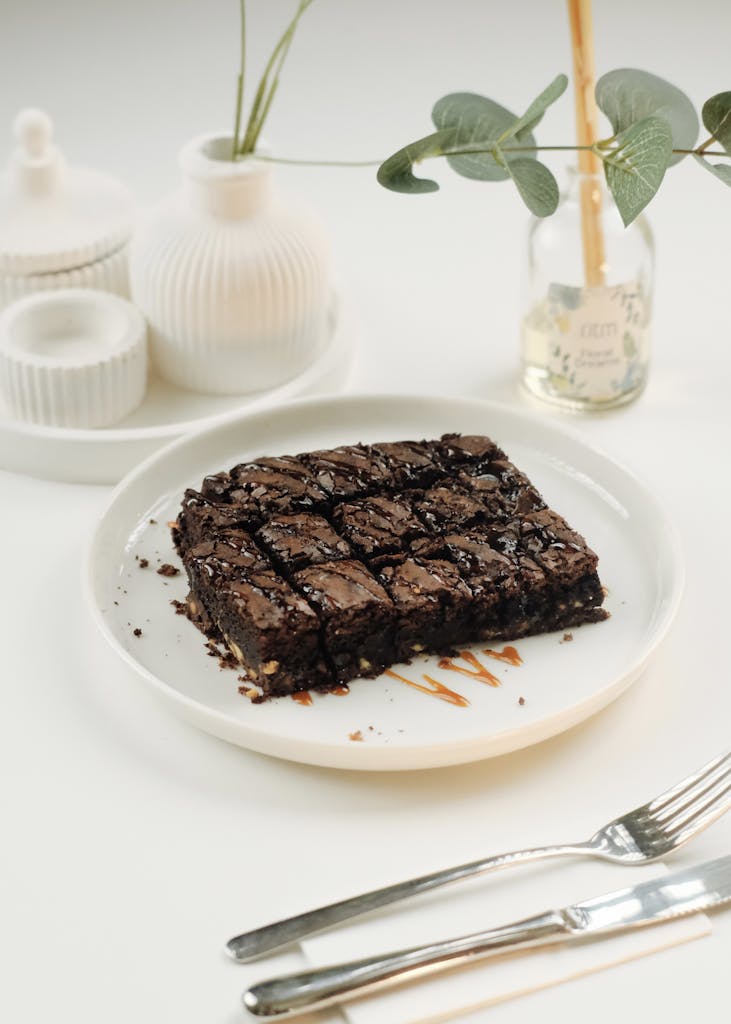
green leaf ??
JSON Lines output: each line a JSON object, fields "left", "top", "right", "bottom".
{"left": 694, "top": 154, "right": 731, "bottom": 188}
{"left": 376, "top": 129, "right": 457, "bottom": 194}
{"left": 431, "top": 92, "right": 535, "bottom": 181}
{"left": 601, "top": 116, "right": 673, "bottom": 226}
{"left": 596, "top": 69, "right": 698, "bottom": 166}
{"left": 499, "top": 74, "right": 569, "bottom": 143}
{"left": 504, "top": 158, "right": 559, "bottom": 216}
{"left": 702, "top": 92, "right": 731, "bottom": 155}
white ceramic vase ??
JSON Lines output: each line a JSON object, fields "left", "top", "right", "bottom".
{"left": 130, "top": 134, "right": 330, "bottom": 395}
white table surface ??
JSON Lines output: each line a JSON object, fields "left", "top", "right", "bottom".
{"left": 2, "top": 1, "right": 730, "bottom": 1021}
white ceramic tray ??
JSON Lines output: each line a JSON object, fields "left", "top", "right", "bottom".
{"left": 85, "top": 394, "right": 684, "bottom": 771}
{"left": 0, "top": 289, "right": 355, "bottom": 484}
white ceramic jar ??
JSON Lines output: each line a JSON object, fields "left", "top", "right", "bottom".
{"left": 130, "top": 134, "right": 330, "bottom": 395}
{"left": 0, "top": 110, "right": 133, "bottom": 308}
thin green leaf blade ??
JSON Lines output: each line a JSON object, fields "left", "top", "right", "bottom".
{"left": 694, "top": 154, "right": 731, "bottom": 188}
{"left": 601, "top": 116, "right": 673, "bottom": 225}
{"left": 702, "top": 92, "right": 731, "bottom": 155}
{"left": 431, "top": 92, "right": 535, "bottom": 181}
{"left": 596, "top": 68, "right": 698, "bottom": 166}
{"left": 501, "top": 73, "right": 569, "bottom": 142}
{"left": 504, "top": 158, "right": 559, "bottom": 217}
{"left": 377, "top": 129, "right": 456, "bottom": 194}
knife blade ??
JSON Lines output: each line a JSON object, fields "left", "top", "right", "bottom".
{"left": 243, "top": 854, "right": 731, "bottom": 1017}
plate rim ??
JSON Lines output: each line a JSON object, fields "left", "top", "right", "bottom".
{"left": 83, "top": 392, "right": 685, "bottom": 771}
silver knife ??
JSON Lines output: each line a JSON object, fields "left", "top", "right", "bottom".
{"left": 243, "top": 854, "right": 731, "bottom": 1018}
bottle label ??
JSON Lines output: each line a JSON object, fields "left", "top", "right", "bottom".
{"left": 542, "top": 281, "right": 649, "bottom": 401}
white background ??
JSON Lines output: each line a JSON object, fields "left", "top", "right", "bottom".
{"left": 2, "top": 1, "right": 730, "bottom": 1021}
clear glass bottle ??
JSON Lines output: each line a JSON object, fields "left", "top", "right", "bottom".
{"left": 520, "top": 168, "right": 654, "bottom": 411}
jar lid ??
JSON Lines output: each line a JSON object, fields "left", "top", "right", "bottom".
{"left": 0, "top": 109, "right": 134, "bottom": 276}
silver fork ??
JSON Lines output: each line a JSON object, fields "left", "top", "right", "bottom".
{"left": 226, "top": 749, "right": 731, "bottom": 962}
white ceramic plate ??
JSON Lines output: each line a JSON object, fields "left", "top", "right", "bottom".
{"left": 0, "top": 289, "right": 355, "bottom": 484}
{"left": 85, "top": 394, "right": 683, "bottom": 771}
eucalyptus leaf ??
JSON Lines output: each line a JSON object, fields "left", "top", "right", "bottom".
{"left": 504, "top": 158, "right": 559, "bottom": 216}
{"left": 431, "top": 92, "right": 534, "bottom": 181}
{"left": 499, "top": 74, "right": 569, "bottom": 143}
{"left": 702, "top": 92, "right": 731, "bottom": 155}
{"left": 694, "top": 154, "right": 731, "bottom": 188}
{"left": 601, "top": 116, "right": 673, "bottom": 225}
{"left": 376, "top": 129, "right": 457, "bottom": 194}
{"left": 596, "top": 69, "right": 698, "bottom": 166}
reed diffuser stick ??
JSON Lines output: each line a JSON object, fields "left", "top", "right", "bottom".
{"left": 567, "top": 0, "right": 606, "bottom": 286}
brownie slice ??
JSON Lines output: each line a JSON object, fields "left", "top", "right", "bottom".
{"left": 227, "top": 456, "right": 329, "bottom": 521}
{"left": 212, "top": 570, "right": 332, "bottom": 695}
{"left": 433, "top": 433, "right": 506, "bottom": 473}
{"left": 299, "top": 444, "right": 390, "bottom": 502}
{"left": 293, "top": 560, "right": 395, "bottom": 682}
{"left": 412, "top": 482, "right": 487, "bottom": 533}
{"left": 200, "top": 471, "right": 233, "bottom": 502}
{"left": 257, "top": 513, "right": 352, "bottom": 574}
{"left": 332, "top": 495, "right": 430, "bottom": 564}
{"left": 413, "top": 532, "right": 523, "bottom": 638}
{"left": 377, "top": 558, "right": 473, "bottom": 660}
{"left": 174, "top": 490, "right": 258, "bottom": 556}
{"left": 180, "top": 532, "right": 273, "bottom": 639}
{"left": 488, "top": 510, "right": 606, "bottom": 631}
{"left": 370, "top": 440, "right": 444, "bottom": 489}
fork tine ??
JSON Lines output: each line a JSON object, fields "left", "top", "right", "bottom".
{"left": 646, "top": 750, "right": 731, "bottom": 815}
{"left": 660, "top": 777, "right": 731, "bottom": 840}
{"left": 649, "top": 758, "right": 731, "bottom": 826}
{"left": 663, "top": 785, "right": 731, "bottom": 848}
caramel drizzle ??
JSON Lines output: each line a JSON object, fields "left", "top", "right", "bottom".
{"left": 482, "top": 644, "right": 523, "bottom": 667}
{"left": 292, "top": 691, "right": 313, "bottom": 706}
{"left": 385, "top": 669, "right": 470, "bottom": 707}
{"left": 438, "top": 651, "right": 501, "bottom": 687}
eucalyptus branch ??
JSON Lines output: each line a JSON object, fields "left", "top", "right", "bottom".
{"left": 260, "top": 142, "right": 727, "bottom": 168}
{"left": 375, "top": 72, "right": 731, "bottom": 224}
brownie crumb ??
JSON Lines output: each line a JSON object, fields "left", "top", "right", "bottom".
{"left": 133, "top": 628, "right": 142, "bottom": 637}
{"left": 157, "top": 563, "right": 180, "bottom": 577}
{"left": 149, "top": 518, "right": 157, "bottom": 524}
{"left": 561, "top": 632, "right": 574, "bottom": 643}
{"left": 349, "top": 730, "right": 364, "bottom": 742}
{"left": 138, "top": 558, "right": 149, "bottom": 569}
{"left": 518, "top": 696, "right": 525, "bottom": 705}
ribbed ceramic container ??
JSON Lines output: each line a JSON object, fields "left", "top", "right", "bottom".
{"left": 0, "top": 288, "right": 146, "bottom": 428}
{"left": 0, "top": 109, "right": 134, "bottom": 312}
{"left": 129, "top": 134, "right": 330, "bottom": 395}
{"left": 0, "top": 244, "right": 130, "bottom": 310}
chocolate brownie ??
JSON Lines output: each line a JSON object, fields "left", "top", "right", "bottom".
{"left": 378, "top": 558, "right": 473, "bottom": 660}
{"left": 227, "top": 456, "right": 329, "bottom": 520}
{"left": 212, "top": 571, "right": 331, "bottom": 695}
{"left": 173, "top": 432, "right": 607, "bottom": 697}
{"left": 370, "top": 440, "right": 443, "bottom": 489}
{"left": 257, "top": 513, "right": 352, "bottom": 574}
{"left": 299, "top": 444, "right": 389, "bottom": 501}
{"left": 332, "top": 495, "right": 430, "bottom": 563}
{"left": 433, "top": 433, "right": 506, "bottom": 473}
{"left": 293, "top": 560, "right": 396, "bottom": 682}
{"left": 174, "top": 490, "right": 257, "bottom": 556}
{"left": 412, "top": 483, "right": 487, "bottom": 532}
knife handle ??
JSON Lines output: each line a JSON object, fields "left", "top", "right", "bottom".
{"left": 243, "top": 909, "right": 576, "bottom": 1018}
{"left": 227, "top": 843, "right": 588, "bottom": 962}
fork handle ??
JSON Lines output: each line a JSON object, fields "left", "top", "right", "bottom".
{"left": 243, "top": 909, "right": 573, "bottom": 1017}
{"left": 226, "top": 842, "right": 587, "bottom": 962}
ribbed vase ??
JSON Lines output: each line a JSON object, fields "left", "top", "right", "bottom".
{"left": 129, "top": 134, "right": 330, "bottom": 395}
